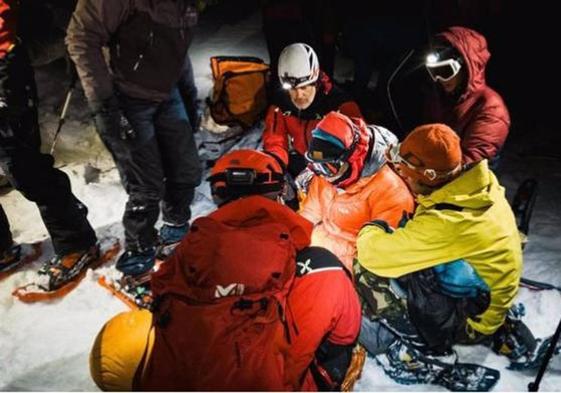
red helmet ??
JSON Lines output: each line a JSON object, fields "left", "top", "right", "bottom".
{"left": 208, "top": 149, "right": 285, "bottom": 204}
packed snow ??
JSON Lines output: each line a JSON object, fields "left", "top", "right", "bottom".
{"left": 1, "top": 9, "right": 560, "bottom": 392}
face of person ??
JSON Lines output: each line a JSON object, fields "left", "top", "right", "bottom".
{"left": 394, "top": 165, "right": 434, "bottom": 196}
{"left": 288, "top": 84, "right": 317, "bottom": 110}
{"left": 438, "top": 68, "right": 465, "bottom": 95}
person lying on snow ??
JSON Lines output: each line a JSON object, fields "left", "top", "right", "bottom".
{"left": 355, "top": 123, "right": 535, "bottom": 380}
{"left": 298, "top": 111, "right": 415, "bottom": 272}
{"left": 89, "top": 149, "right": 362, "bottom": 391}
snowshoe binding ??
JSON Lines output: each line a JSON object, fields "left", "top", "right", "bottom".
{"left": 376, "top": 339, "right": 500, "bottom": 391}
{"left": 98, "top": 263, "right": 162, "bottom": 310}
{"left": 12, "top": 238, "right": 120, "bottom": 303}
{"left": 491, "top": 303, "right": 539, "bottom": 363}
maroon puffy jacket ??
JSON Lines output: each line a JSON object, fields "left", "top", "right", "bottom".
{"left": 426, "top": 26, "right": 510, "bottom": 164}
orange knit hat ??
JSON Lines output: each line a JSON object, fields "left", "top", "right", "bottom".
{"left": 387, "top": 123, "right": 462, "bottom": 186}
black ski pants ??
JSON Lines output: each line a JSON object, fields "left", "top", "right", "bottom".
{"left": 98, "top": 88, "right": 202, "bottom": 252}
{"left": 0, "top": 46, "right": 97, "bottom": 255}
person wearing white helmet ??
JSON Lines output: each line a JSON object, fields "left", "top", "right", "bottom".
{"left": 262, "top": 43, "right": 362, "bottom": 185}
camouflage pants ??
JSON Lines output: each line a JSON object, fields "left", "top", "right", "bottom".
{"left": 354, "top": 261, "right": 412, "bottom": 355}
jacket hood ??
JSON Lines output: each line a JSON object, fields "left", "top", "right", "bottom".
{"left": 336, "top": 117, "right": 372, "bottom": 189}
{"left": 436, "top": 26, "right": 490, "bottom": 99}
{"left": 210, "top": 195, "right": 312, "bottom": 250}
{"left": 418, "top": 160, "right": 502, "bottom": 210}
{"left": 361, "top": 125, "right": 398, "bottom": 178}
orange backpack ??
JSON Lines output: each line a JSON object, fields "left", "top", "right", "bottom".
{"left": 140, "top": 213, "right": 297, "bottom": 390}
{"left": 208, "top": 56, "right": 269, "bottom": 129}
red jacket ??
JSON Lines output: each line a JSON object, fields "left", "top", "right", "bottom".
{"left": 426, "top": 26, "right": 510, "bottom": 164}
{"left": 263, "top": 72, "right": 363, "bottom": 166}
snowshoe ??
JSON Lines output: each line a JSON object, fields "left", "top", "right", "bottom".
{"left": 157, "top": 223, "right": 189, "bottom": 259}
{"left": 376, "top": 339, "right": 500, "bottom": 391}
{"left": 12, "top": 238, "right": 120, "bottom": 303}
{"left": 511, "top": 178, "right": 538, "bottom": 237}
{"left": 0, "top": 242, "right": 42, "bottom": 280}
{"left": 509, "top": 335, "right": 561, "bottom": 370}
{"left": 98, "top": 262, "right": 162, "bottom": 310}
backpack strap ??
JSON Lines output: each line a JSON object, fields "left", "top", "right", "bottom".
{"left": 295, "top": 247, "right": 350, "bottom": 280}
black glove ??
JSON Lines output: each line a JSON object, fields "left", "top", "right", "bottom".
{"left": 360, "top": 219, "right": 394, "bottom": 234}
{"left": 92, "top": 96, "right": 136, "bottom": 141}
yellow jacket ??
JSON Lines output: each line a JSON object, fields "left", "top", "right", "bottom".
{"left": 357, "top": 160, "right": 522, "bottom": 335}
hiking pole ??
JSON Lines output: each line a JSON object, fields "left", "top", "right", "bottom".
{"left": 49, "top": 68, "right": 78, "bottom": 156}
{"left": 528, "top": 316, "right": 561, "bottom": 391}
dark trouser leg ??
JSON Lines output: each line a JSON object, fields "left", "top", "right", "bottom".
{"left": 177, "top": 54, "right": 199, "bottom": 130}
{"left": 0, "top": 47, "right": 96, "bottom": 255}
{"left": 0, "top": 204, "right": 13, "bottom": 253}
{"left": 155, "top": 88, "right": 202, "bottom": 226}
{"left": 102, "top": 97, "right": 165, "bottom": 251}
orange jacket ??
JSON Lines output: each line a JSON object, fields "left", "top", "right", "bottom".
{"left": 300, "top": 165, "right": 415, "bottom": 271}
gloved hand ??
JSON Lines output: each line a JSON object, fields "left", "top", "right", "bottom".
{"left": 92, "top": 96, "right": 136, "bottom": 141}
{"left": 294, "top": 167, "right": 315, "bottom": 195}
{"left": 360, "top": 220, "right": 394, "bottom": 234}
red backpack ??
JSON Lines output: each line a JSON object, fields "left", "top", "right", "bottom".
{"left": 139, "top": 204, "right": 303, "bottom": 390}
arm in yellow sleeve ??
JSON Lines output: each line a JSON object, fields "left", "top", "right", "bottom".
{"left": 356, "top": 211, "right": 469, "bottom": 278}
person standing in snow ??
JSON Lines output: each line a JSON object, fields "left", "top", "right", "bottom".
{"left": 0, "top": 0, "right": 98, "bottom": 288}
{"left": 66, "top": 0, "right": 202, "bottom": 279}
{"left": 422, "top": 26, "right": 510, "bottom": 168}
{"left": 262, "top": 43, "right": 362, "bottom": 182}
{"left": 356, "top": 123, "right": 527, "bottom": 381}
{"left": 89, "top": 149, "right": 362, "bottom": 391}
{"left": 299, "top": 111, "right": 415, "bottom": 272}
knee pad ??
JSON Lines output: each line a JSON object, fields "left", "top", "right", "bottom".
{"left": 90, "top": 310, "right": 155, "bottom": 391}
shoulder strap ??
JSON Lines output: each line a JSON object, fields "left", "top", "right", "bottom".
{"left": 295, "top": 246, "right": 351, "bottom": 280}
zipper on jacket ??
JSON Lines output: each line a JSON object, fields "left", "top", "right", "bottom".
{"left": 132, "top": 30, "right": 154, "bottom": 72}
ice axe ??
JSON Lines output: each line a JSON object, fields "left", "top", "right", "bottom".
{"left": 49, "top": 67, "right": 79, "bottom": 156}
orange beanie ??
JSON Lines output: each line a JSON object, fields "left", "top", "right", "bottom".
{"left": 398, "top": 123, "right": 462, "bottom": 186}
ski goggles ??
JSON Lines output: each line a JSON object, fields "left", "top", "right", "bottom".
{"left": 386, "top": 143, "right": 460, "bottom": 182}
{"left": 305, "top": 158, "right": 346, "bottom": 178}
{"left": 425, "top": 56, "right": 462, "bottom": 82}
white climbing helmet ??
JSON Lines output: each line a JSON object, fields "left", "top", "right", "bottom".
{"left": 277, "top": 43, "right": 320, "bottom": 89}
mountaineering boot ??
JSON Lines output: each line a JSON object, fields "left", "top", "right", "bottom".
{"left": 114, "top": 248, "right": 157, "bottom": 309}
{"left": 116, "top": 248, "right": 156, "bottom": 277}
{"left": 157, "top": 223, "right": 189, "bottom": 259}
{"left": 38, "top": 244, "right": 100, "bottom": 291}
{"left": 491, "top": 303, "right": 537, "bottom": 361}
{"left": 0, "top": 244, "right": 22, "bottom": 272}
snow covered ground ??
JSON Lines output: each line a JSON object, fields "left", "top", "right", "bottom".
{"left": 1, "top": 8, "right": 561, "bottom": 392}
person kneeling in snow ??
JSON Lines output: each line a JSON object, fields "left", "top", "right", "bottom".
{"left": 355, "top": 123, "right": 532, "bottom": 382}
{"left": 89, "top": 149, "right": 362, "bottom": 391}
{"left": 299, "top": 111, "right": 415, "bottom": 272}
